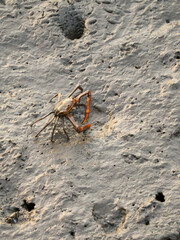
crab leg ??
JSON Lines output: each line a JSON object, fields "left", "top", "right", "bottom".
{"left": 49, "top": 93, "right": 61, "bottom": 103}
{"left": 75, "top": 90, "right": 91, "bottom": 124}
{"left": 51, "top": 116, "right": 59, "bottom": 142}
{"left": 30, "top": 111, "right": 53, "bottom": 127}
{"left": 35, "top": 115, "right": 55, "bottom": 138}
{"left": 68, "top": 84, "right": 83, "bottom": 98}
{"left": 66, "top": 114, "right": 91, "bottom": 133}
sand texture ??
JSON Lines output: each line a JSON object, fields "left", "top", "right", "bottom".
{"left": 0, "top": 0, "right": 180, "bottom": 239}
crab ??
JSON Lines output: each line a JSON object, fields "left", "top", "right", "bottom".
{"left": 30, "top": 84, "right": 91, "bottom": 142}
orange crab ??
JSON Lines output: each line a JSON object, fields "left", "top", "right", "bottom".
{"left": 30, "top": 84, "right": 91, "bottom": 142}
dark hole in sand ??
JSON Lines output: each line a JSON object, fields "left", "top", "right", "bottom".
{"left": 144, "top": 218, "right": 150, "bottom": 225}
{"left": 70, "top": 230, "right": 75, "bottom": 237}
{"left": 58, "top": 6, "right": 85, "bottom": 40}
{"left": 13, "top": 207, "right": 20, "bottom": 212}
{"left": 21, "top": 199, "right": 35, "bottom": 211}
{"left": 174, "top": 51, "right": 180, "bottom": 59}
{"left": 155, "top": 192, "right": 165, "bottom": 202}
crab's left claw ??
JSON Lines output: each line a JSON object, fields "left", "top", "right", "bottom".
{"left": 66, "top": 114, "right": 91, "bottom": 133}
{"left": 75, "top": 90, "right": 91, "bottom": 124}
{"left": 82, "top": 91, "right": 91, "bottom": 124}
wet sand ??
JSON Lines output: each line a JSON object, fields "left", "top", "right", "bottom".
{"left": 0, "top": 0, "right": 180, "bottom": 239}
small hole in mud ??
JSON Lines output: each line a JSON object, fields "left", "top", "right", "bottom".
{"left": 155, "top": 192, "right": 165, "bottom": 202}
{"left": 144, "top": 219, "right": 150, "bottom": 225}
{"left": 13, "top": 207, "right": 20, "bottom": 212}
{"left": 174, "top": 51, "right": 180, "bottom": 59}
{"left": 70, "top": 230, "right": 75, "bottom": 237}
{"left": 22, "top": 200, "right": 35, "bottom": 211}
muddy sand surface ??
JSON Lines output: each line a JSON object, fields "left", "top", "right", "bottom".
{"left": 0, "top": 0, "right": 180, "bottom": 239}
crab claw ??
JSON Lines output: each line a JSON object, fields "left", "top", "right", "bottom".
{"left": 66, "top": 114, "right": 91, "bottom": 133}
{"left": 75, "top": 90, "right": 91, "bottom": 124}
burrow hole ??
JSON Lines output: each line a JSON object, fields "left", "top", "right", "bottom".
{"left": 155, "top": 192, "right": 165, "bottom": 202}
{"left": 21, "top": 200, "right": 35, "bottom": 211}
